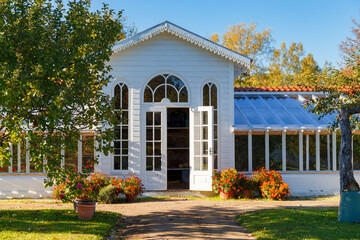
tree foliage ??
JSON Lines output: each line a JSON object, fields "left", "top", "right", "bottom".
{"left": 0, "top": 0, "right": 123, "bottom": 185}
{"left": 307, "top": 50, "right": 360, "bottom": 192}
{"left": 211, "top": 22, "right": 329, "bottom": 87}
{"left": 339, "top": 18, "right": 360, "bottom": 65}
{"left": 210, "top": 22, "right": 273, "bottom": 86}
{"left": 266, "top": 42, "right": 322, "bottom": 86}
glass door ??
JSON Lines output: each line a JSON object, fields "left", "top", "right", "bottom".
{"left": 142, "top": 106, "right": 167, "bottom": 190}
{"left": 189, "top": 106, "right": 214, "bottom": 191}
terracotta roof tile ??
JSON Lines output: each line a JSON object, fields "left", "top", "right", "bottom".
{"left": 234, "top": 86, "right": 316, "bottom": 92}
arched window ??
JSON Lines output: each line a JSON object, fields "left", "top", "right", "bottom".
{"left": 114, "top": 83, "right": 129, "bottom": 170}
{"left": 203, "top": 82, "right": 218, "bottom": 169}
{"left": 144, "top": 74, "right": 188, "bottom": 103}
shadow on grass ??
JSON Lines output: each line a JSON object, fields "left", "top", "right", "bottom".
{"left": 0, "top": 209, "right": 119, "bottom": 239}
{"left": 237, "top": 207, "right": 360, "bottom": 240}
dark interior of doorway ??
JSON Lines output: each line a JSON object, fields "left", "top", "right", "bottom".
{"left": 167, "top": 108, "right": 189, "bottom": 189}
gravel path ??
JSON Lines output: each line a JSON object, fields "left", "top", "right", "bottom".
{"left": 0, "top": 198, "right": 340, "bottom": 239}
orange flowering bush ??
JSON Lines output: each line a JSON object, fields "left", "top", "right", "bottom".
{"left": 252, "top": 168, "right": 290, "bottom": 200}
{"left": 211, "top": 168, "right": 290, "bottom": 200}
{"left": 212, "top": 168, "right": 238, "bottom": 193}
{"left": 235, "top": 172, "right": 258, "bottom": 198}
{"left": 120, "top": 175, "right": 145, "bottom": 196}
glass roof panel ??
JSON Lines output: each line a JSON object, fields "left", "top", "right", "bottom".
{"left": 247, "top": 96, "right": 267, "bottom": 109}
{"left": 235, "top": 97, "right": 253, "bottom": 109}
{"left": 242, "top": 109, "right": 266, "bottom": 125}
{"left": 261, "top": 96, "right": 282, "bottom": 109}
{"left": 234, "top": 108, "right": 248, "bottom": 125}
{"left": 261, "top": 109, "right": 282, "bottom": 125}
{"left": 276, "top": 96, "right": 299, "bottom": 109}
{"left": 234, "top": 93, "right": 337, "bottom": 130}
{"left": 272, "top": 109, "right": 298, "bottom": 126}
{"left": 288, "top": 109, "right": 314, "bottom": 125}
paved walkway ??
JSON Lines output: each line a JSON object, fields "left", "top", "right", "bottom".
{"left": 0, "top": 198, "right": 340, "bottom": 239}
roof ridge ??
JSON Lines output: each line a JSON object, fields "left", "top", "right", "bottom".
{"left": 112, "top": 21, "right": 252, "bottom": 68}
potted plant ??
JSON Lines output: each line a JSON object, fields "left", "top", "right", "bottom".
{"left": 121, "top": 175, "right": 145, "bottom": 202}
{"left": 53, "top": 171, "right": 97, "bottom": 220}
{"left": 212, "top": 168, "right": 238, "bottom": 199}
{"left": 234, "top": 172, "right": 254, "bottom": 199}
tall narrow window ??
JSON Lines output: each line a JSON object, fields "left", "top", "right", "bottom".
{"left": 114, "top": 83, "right": 129, "bottom": 170}
{"left": 203, "top": 82, "right": 218, "bottom": 169}
{"left": 144, "top": 74, "right": 188, "bottom": 103}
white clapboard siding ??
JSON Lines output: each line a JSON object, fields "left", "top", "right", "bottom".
{"left": 99, "top": 32, "right": 237, "bottom": 184}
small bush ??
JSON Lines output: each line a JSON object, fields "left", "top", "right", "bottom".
{"left": 121, "top": 175, "right": 145, "bottom": 196}
{"left": 252, "top": 168, "right": 290, "bottom": 200}
{"left": 99, "top": 185, "right": 118, "bottom": 204}
{"left": 53, "top": 172, "right": 142, "bottom": 203}
{"left": 211, "top": 168, "right": 290, "bottom": 200}
{"left": 235, "top": 173, "right": 258, "bottom": 198}
{"left": 212, "top": 168, "right": 238, "bottom": 193}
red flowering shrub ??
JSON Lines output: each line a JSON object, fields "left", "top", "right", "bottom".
{"left": 252, "top": 168, "right": 290, "bottom": 200}
{"left": 212, "top": 167, "right": 290, "bottom": 200}
{"left": 53, "top": 171, "right": 143, "bottom": 202}
{"left": 52, "top": 171, "right": 90, "bottom": 202}
{"left": 212, "top": 168, "right": 238, "bottom": 193}
{"left": 121, "top": 175, "right": 145, "bottom": 196}
{"left": 235, "top": 173, "right": 258, "bottom": 198}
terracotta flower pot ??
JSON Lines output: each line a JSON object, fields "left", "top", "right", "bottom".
{"left": 125, "top": 194, "right": 138, "bottom": 202}
{"left": 220, "top": 190, "right": 235, "bottom": 199}
{"left": 77, "top": 201, "right": 96, "bottom": 220}
{"left": 74, "top": 199, "right": 92, "bottom": 212}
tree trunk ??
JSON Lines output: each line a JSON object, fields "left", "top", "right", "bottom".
{"left": 338, "top": 109, "right": 360, "bottom": 192}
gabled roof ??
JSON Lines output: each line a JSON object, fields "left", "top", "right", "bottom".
{"left": 112, "top": 21, "right": 252, "bottom": 68}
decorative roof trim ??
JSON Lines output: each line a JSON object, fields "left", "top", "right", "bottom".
{"left": 112, "top": 21, "right": 252, "bottom": 68}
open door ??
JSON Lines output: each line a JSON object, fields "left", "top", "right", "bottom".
{"left": 189, "top": 106, "right": 214, "bottom": 191}
{"left": 142, "top": 106, "right": 167, "bottom": 190}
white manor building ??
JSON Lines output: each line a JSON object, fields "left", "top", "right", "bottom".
{"left": 1, "top": 21, "right": 360, "bottom": 198}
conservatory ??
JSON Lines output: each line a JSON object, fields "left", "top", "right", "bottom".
{"left": 233, "top": 87, "right": 360, "bottom": 195}
{"left": 1, "top": 21, "right": 360, "bottom": 197}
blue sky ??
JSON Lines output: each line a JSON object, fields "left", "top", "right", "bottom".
{"left": 90, "top": 0, "right": 359, "bottom": 67}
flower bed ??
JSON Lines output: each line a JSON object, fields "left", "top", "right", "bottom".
{"left": 212, "top": 168, "right": 290, "bottom": 200}
{"left": 53, "top": 171, "right": 144, "bottom": 203}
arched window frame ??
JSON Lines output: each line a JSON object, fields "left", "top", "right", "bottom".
{"left": 112, "top": 81, "right": 130, "bottom": 171}
{"left": 202, "top": 81, "right": 219, "bottom": 169}
{"left": 143, "top": 73, "right": 189, "bottom": 103}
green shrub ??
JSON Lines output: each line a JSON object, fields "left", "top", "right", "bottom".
{"left": 99, "top": 185, "right": 118, "bottom": 204}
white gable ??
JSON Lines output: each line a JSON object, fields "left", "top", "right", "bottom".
{"left": 112, "top": 21, "right": 252, "bottom": 69}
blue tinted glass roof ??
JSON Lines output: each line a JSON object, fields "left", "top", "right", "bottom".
{"left": 234, "top": 94, "right": 336, "bottom": 131}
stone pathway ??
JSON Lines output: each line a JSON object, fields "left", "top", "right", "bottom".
{"left": 0, "top": 198, "right": 340, "bottom": 239}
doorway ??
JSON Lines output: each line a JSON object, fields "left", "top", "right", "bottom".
{"left": 167, "top": 108, "right": 189, "bottom": 189}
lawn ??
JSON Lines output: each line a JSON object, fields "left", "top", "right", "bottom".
{"left": 237, "top": 208, "right": 360, "bottom": 240}
{"left": 0, "top": 209, "right": 120, "bottom": 240}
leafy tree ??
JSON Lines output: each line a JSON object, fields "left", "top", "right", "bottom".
{"left": 339, "top": 18, "right": 360, "bottom": 65}
{"left": 211, "top": 22, "right": 327, "bottom": 87}
{"left": 210, "top": 22, "right": 274, "bottom": 86}
{"left": 266, "top": 42, "right": 322, "bottom": 86}
{"left": 307, "top": 54, "right": 360, "bottom": 192}
{"left": 0, "top": 0, "right": 123, "bottom": 185}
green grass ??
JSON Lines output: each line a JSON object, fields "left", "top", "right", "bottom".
{"left": 237, "top": 208, "right": 360, "bottom": 240}
{"left": 0, "top": 209, "right": 120, "bottom": 240}
{"left": 0, "top": 199, "right": 64, "bottom": 204}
